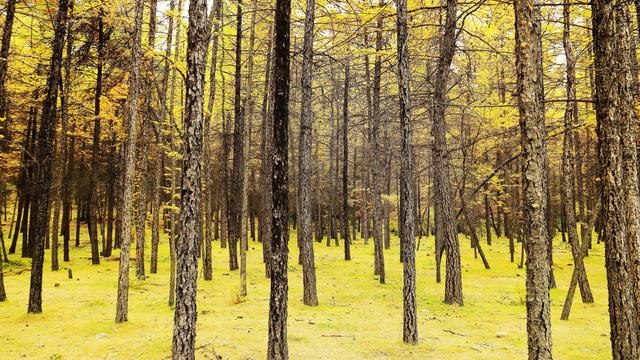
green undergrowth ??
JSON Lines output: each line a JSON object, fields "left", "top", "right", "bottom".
{"left": 0, "top": 224, "right": 610, "bottom": 359}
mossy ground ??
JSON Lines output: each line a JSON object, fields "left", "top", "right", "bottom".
{"left": 1, "top": 223, "right": 610, "bottom": 359}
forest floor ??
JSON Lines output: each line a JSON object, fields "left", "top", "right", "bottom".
{"left": 1, "top": 224, "right": 610, "bottom": 359}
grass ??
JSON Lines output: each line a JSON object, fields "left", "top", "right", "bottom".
{"left": 1, "top": 223, "right": 610, "bottom": 359}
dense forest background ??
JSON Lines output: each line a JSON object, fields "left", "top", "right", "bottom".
{"left": 0, "top": 0, "right": 638, "bottom": 358}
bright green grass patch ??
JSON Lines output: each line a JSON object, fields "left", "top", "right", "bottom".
{"left": 1, "top": 224, "right": 610, "bottom": 359}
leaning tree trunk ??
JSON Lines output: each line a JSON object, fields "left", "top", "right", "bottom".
{"left": 396, "top": 0, "right": 417, "bottom": 344}
{"left": 267, "top": 0, "right": 291, "bottom": 356}
{"left": 115, "top": 0, "right": 143, "bottom": 323}
{"left": 591, "top": 0, "right": 640, "bottom": 358}
{"left": 559, "top": 3, "right": 593, "bottom": 318}
{"left": 297, "top": 0, "right": 318, "bottom": 305}
{"left": 514, "top": 0, "right": 553, "bottom": 358}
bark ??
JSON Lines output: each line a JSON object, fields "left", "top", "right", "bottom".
{"left": 171, "top": 0, "right": 207, "bottom": 356}
{"left": 260, "top": 25, "right": 274, "bottom": 277}
{"left": 115, "top": 0, "right": 143, "bottom": 323}
{"left": 514, "top": 0, "right": 553, "bottom": 357}
{"left": 397, "top": 0, "right": 418, "bottom": 343}
{"left": 202, "top": 0, "right": 222, "bottom": 282}
{"left": 371, "top": 3, "right": 385, "bottom": 283}
{"left": 432, "top": 0, "right": 463, "bottom": 305}
{"left": 87, "top": 9, "right": 105, "bottom": 266}
{"left": 268, "top": 0, "right": 291, "bottom": 355}
{"left": 297, "top": 0, "right": 318, "bottom": 305}
{"left": 592, "top": 0, "right": 640, "bottom": 358}
{"left": 0, "top": 221, "right": 5, "bottom": 301}
{"left": 560, "top": 2, "right": 593, "bottom": 308}
{"left": 229, "top": 1, "right": 244, "bottom": 272}
{"left": 342, "top": 64, "right": 351, "bottom": 261}
{"left": 28, "top": 0, "right": 69, "bottom": 313}
{"left": 0, "top": 0, "right": 16, "bottom": 151}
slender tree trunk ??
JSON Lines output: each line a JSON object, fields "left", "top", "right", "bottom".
{"left": 433, "top": 0, "right": 463, "bottom": 305}
{"left": 342, "top": 64, "right": 351, "bottom": 261}
{"left": 0, "top": 0, "right": 16, "bottom": 151}
{"left": 297, "top": 0, "right": 318, "bottom": 305}
{"left": 115, "top": 0, "right": 143, "bottom": 323}
{"left": 396, "top": 0, "right": 417, "bottom": 343}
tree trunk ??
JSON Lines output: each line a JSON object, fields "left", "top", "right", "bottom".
{"left": 514, "top": 0, "right": 553, "bottom": 357}
{"left": 342, "top": 64, "right": 351, "bottom": 261}
{"left": 268, "top": 0, "right": 291, "bottom": 356}
{"left": 0, "top": 0, "right": 16, "bottom": 151}
{"left": 28, "top": 0, "right": 69, "bottom": 314}
{"left": 171, "top": 0, "right": 206, "bottom": 356}
{"left": 433, "top": 0, "right": 463, "bottom": 306}
{"left": 297, "top": 0, "right": 318, "bottom": 305}
{"left": 396, "top": 0, "right": 417, "bottom": 343}
{"left": 592, "top": 0, "right": 640, "bottom": 358}
{"left": 115, "top": 0, "right": 143, "bottom": 323}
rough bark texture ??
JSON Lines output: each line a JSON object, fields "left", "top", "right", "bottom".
{"left": 432, "top": 0, "right": 463, "bottom": 305}
{"left": 115, "top": 0, "right": 143, "bottom": 323}
{"left": 514, "top": 0, "right": 553, "bottom": 358}
{"left": 396, "top": 0, "right": 417, "bottom": 344}
{"left": 592, "top": 0, "right": 640, "bottom": 358}
{"left": 27, "top": 0, "right": 69, "bottom": 314}
{"left": 171, "top": 0, "right": 206, "bottom": 356}
{"left": 268, "top": 0, "right": 291, "bottom": 356}
{"left": 297, "top": 0, "right": 318, "bottom": 306}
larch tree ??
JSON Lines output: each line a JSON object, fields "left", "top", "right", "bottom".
{"left": 592, "top": 0, "right": 640, "bottom": 358}
{"left": 268, "top": 0, "right": 291, "bottom": 356}
{"left": 115, "top": 0, "right": 144, "bottom": 323}
{"left": 514, "top": 0, "right": 552, "bottom": 358}
{"left": 396, "top": 0, "right": 417, "bottom": 344}
{"left": 432, "top": 0, "right": 463, "bottom": 305}
{"left": 171, "top": 0, "right": 207, "bottom": 355}
{"left": 297, "top": 0, "right": 318, "bottom": 306}
{"left": 27, "top": 0, "right": 69, "bottom": 314}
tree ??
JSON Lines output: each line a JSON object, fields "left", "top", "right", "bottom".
{"left": 0, "top": 0, "right": 16, "bottom": 152}
{"left": 171, "top": 0, "right": 207, "bottom": 355}
{"left": 297, "top": 0, "right": 318, "bottom": 305}
{"left": 396, "top": 0, "right": 417, "bottom": 344}
{"left": 268, "top": 0, "right": 291, "bottom": 356}
{"left": 591, "top": 0, "right": 640, "bottom": 358}
{"left": 342, "top": 63, "right": 351, "bottom": 261}
{"left": 27, "top": 0, "right": 69, "bottom": 314}
{"left": 514, "top": 0, "right": 552, "bottom": 357}
{"left": 432, "top": 0, "right": 463, "bottom": 305}
{"left": 115, "top": 0, "right": 143, "bottom": 323}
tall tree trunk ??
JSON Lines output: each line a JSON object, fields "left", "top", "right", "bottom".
{"left": 228, "top": 1, "right": 244, "bottom": 272}
{"left": 171, "top": 0, "right": 206, "bottom": 355}
{"left": 371, "top": 2, "right": 385, "bottom": 283}
{"left": 268, "top": 0, "right": 291, "bottom": 356}
{"left": 514, "top": 0, "right": 552, "bottom": 357}
{"left": 396, "top": 0, "right": 417, "bottom": 343}
{"left": 592, "top": 0, "right": 640, "bottom": 358}
{"left": 28, "top": 0, "right": 69, "bottom": 314}
{"left": 87, "top": 9, "right": 105, "bottom": 266}
{"left": 560, "top": 3, "right": 593, "bottom": 312}
{"left": 0, "top": 0, "right": 16, "bottom": 152}
{"left": 342, "top": 64, "right": 351, "bottom": 261}
{"left": 432, "top": 0, "right": 463, "bottom": 305}
{"left": 115, "top": 0, "right": 143, "bottom": 323}
{"left": 297, "top": 0, "right": 318, "bottom": 305}
{"left": 260, "top": 24, "right": 274, "bottom": 278}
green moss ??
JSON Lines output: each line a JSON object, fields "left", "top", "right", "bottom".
{"left": 0, "top": 225, "right": 609, "bottom": 359}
